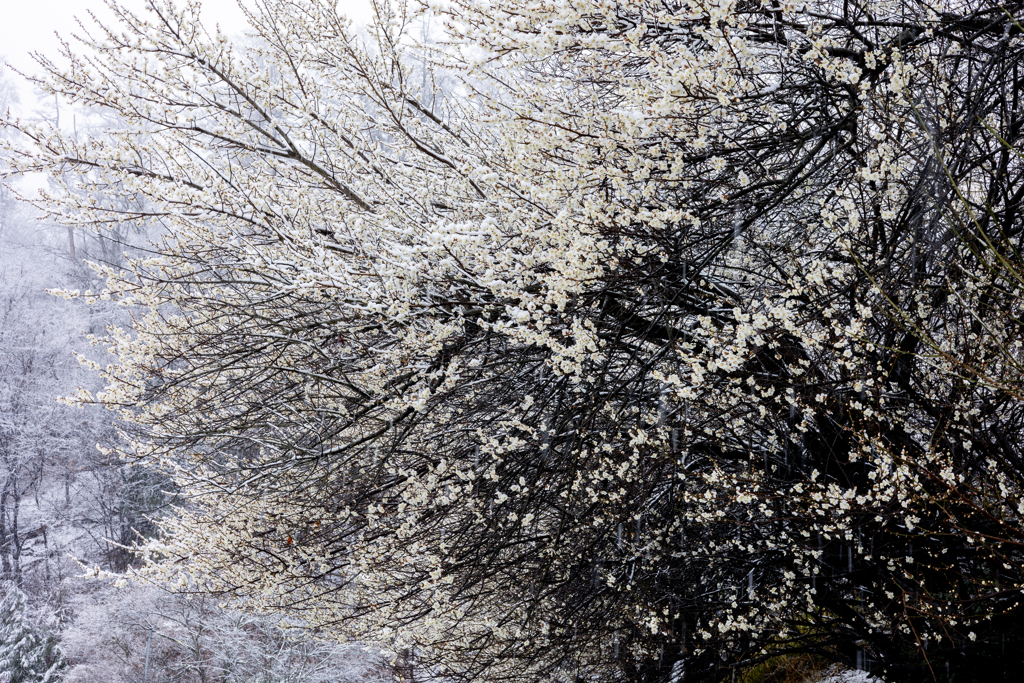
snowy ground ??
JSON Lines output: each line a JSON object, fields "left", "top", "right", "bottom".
{"left": 810, "top": 666, "right": 882, "bottom": 683}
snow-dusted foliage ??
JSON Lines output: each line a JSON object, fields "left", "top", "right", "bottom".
{"left": 0, "top": 586, "right": 65, "bottom": 683}
{"left": 60, "top": 585, "right": 388, "bottom": 683}
{"left": 0, "top": 87, "right": 167, "bottom": 603}
{"left": 3, "top": 0, "right": 1024, "bottom": 681}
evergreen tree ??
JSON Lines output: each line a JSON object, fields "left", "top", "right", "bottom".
{"left": 0, "top": 587, "right": 64, "bottom": 683}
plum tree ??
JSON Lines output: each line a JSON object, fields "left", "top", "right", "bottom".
{"left": 4, "top": 0, "right": 1024, "bottom": 681}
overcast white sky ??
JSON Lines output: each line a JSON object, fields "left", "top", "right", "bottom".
{"left": 1, "top": 0, "right": 373, "bottom": 101}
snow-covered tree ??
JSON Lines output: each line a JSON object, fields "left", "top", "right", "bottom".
{"left": 0, "top": 64, "right": 21, "bottom": 241}
{"left": 3, "top": 0, "right": 1024, "bottom": 681}
{"left": 60, "top": 585, "right": 387, "bottom": 683}
{"left": 0, "top": 586, "right": 64, "bottom": 683}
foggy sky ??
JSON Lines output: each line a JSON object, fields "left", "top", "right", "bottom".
{"left": 1, "top": 0, "right": 372, "bottom": 96}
